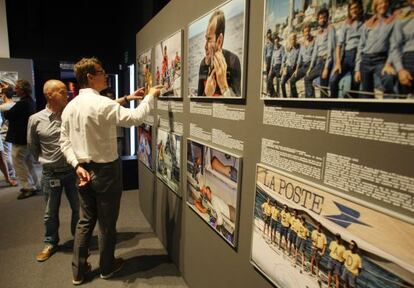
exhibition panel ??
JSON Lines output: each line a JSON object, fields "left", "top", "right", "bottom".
{"left": 155, "top": 30, "right": 183, "bottom": 98}
{"left": 138, "top": 123, "right": 153, "bottom": 171}
{"left": 261, "top": 0, "right": 414, "bottom": 102}
{"left": 187, "top": 138, "right": 242, "bottom": 247}
{"left": 188, "top": 0, "right": 247, "bottom": 99}
{"left": 136, "top": 0, "right": 414, "bottom": 288}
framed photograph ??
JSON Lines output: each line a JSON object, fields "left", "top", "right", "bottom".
{"left": 137, "top": 48, "right": 152, "bottom": 95}
{"left": 261, "top": 0, "right": 413, "bottom": 102}
{"left": 156, "top": 128, "right": 182, "bottom": 194}
{"left": 187, "top": 138, "right": 242, "bottom": 247}
{"left": 0, "top": 71, "right": 18, "bottom": 89}
{"left": 138, "top": 123, "right": 153, "bottom": 171}
{"left": 155, "top": 30, "right": 183, "bottom": 98}
{"left": 251, "top": 163, "right": 414, "bottom": 288}
{"left": 188, "top": 0, "right": 247, "bottom": 99}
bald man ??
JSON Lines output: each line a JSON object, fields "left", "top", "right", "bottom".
{"left": 28, "top": 80, "right": 79, "bottom": 262}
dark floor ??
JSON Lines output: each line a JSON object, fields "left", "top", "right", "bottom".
{"left": 0, "top": 178, "right": 188, "bottom": 288}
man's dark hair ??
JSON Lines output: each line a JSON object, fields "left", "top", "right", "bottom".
{"left": 209, "top": 10, "right": 226, "bottom": 39}
{"left": 16, "top": 80, "right": 32, "bottom": 97}
{"left": 1, "top": 87, "right": 14, "bottom": 99}
{"left": 348, "top": 0, "right": 364, "bottom": 21}
{"left": 317, "top": 7, "right": 330, "bottom": 19}
{"left": 74, "top": 57, "right": 103, "bottom": 88}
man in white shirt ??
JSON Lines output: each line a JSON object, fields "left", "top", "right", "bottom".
{"left": 60, "top": 57, "right": 161, "bottom": 285}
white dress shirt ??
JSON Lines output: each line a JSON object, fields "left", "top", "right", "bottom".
{"left": 60, "top": 88, "right": 153, "bottom": 167}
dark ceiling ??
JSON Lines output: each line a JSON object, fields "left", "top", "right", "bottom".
{"left": 6, "top": 0, "right": 170, "bottom": 70}
{"left": 5, "top": 0, "right": 170, "bottom": 109}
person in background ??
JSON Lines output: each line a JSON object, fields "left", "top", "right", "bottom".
{"left": 197, "top": 9, "right": 241, "bottom": 97}
{"left": 330, "top": 0, "right": 364, "bottom": 98}
{"left": 0, "top": 87, "right": 17, "bottom": 186}
{"left": 342, "top": 240, "right": 362, "bottom": 288}
{"left": 4, "top": 80, "right": 39, "bottom": 199}
{"left": 289, "top": 24, "right": 314, "bottom": 98}
{"left": 264, "top": 29, "right": 274, "bottom": 77}
{"left": 279, "top": 205, "right": 291, "bottom": 251}
{"left": 327, "top": 233, "right": 346, "bottom": 288}
{"left": 389, "top": 0, "right": 414, "bottom": 96}
{"left": 310, "top": 222, "right": 327, "bottom": 280}
{"left": 294, "top": 216, "right": 309, "bottom": 274}
{"left": 261, "top": 197, "right": 272, "bottom": 237}
{"left": 267, "top": 35, "right": 285, "bottom": 97}
{"left": 59, "top": 57, "right": 162, "bottom": 285}
{"left": 270, "top": 200, "right": 279, "bottom": 244}
{"left": 27, "top": 80, "right": 79, "bottom": 262}
{"left": 304, "top": 8, "right": 336, "bottom": 98}
{"left": 280, "top": 33, "right": 300, "bottom": 98}
{"left": 354, "top": 0, "right": 396, "bottom": 98}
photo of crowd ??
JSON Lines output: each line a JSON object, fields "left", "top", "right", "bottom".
{"left": 138, "top": 123, "right": 153, "bottom": 171}
{"left": 137, "top": 49, "right": 152, "bottom": 95}
{"left": 187, "top": 139, "right": 242, "bottom": 246}
{"left": 261, "top": 0, "right": 414, "bottom": 101}
{"left": 156, "top": 128, "right": 181, "bottom": 194}
{"left": 251, "top": 164, "right": 414, "bottom": 288}
{"left": 188, "top": 0, "right": 246, "bottom": 98}
{"left": 155, "top": 30, "right": 182, "bottom": 98}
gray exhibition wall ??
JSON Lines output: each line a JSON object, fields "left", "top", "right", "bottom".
{"left": 0, "top": 57, "right": 35, "bottom": 98}
{"left": 136, "top": 1, "right": 414, "bottom": 288}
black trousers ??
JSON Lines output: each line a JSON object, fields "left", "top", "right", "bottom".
{"left": 72, "top": 158, "right": 122, "bottom": 279}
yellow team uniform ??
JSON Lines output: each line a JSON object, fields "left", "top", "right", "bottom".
{"left": 271, "top": 206, "right": 279, "bottom": 221}
{"left": 297, "top": 223, "right": 309, "bottom": 239}
{"left": 262, "top": 202, "right": 272, "bottom": 216}
{"left": 343, "top": 250, "right": 362, "bottom": 275}
{"left": 329, "top": 241, "right": 346, "bottom": 262}
{"left": 311, "top": 230, "right": 327, "bottom": 250}
{"left": 290, "top": 217, "right": 300, "bottom": 233}
{"left": 280, "top": 210, "right": 291, "bottom": 227}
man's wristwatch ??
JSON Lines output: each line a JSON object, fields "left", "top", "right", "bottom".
{"left": 124, "top": 95, "right": 130, "bottom": 103}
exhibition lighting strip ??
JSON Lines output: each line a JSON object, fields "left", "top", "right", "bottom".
{"left": 129, "top": 64, "right": 135, "bottom": 156}
{"left": 115, "top": 74, "right": 119, "bottom": 99}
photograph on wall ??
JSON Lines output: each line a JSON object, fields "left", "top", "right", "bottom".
{"left": 138, "top": 123, "right": 153, "bottom": 171}
{"left": 187, "top": 139, "right": 242, "bottom": 247}
{"left": 155, "top": 30, "right": 182, "bottom": 98}
{"left": 188, "top": 0, "right": 247, "bottom": 98}
{"left": 137, "top": 48, "right": 152, "bottom": 95}
{"left": 0, "top": 71, "right": 18, "bottom": 90}
{"left": 251, "top": 164, "right": 414, "bottom": 288}
{"left": 156, "top": 128, "right": 181, "bottom": 194}
{"left": 261, "top": 0, "right": 414, "bottom": 102}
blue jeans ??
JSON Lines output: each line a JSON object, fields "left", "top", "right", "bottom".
{"left": 330, "top": 49, "right": 358, "bottom": 98}
{"left": 267, "top": 64, "right": 282, "bottom": 97}
{"left": 281, "top": 66, "right": 294, "bottom": 98}
{"left": 360, "top": 53, "right": 395, "bottom": 98}
{"left": 304, "top": 57, "right": 331, "bottom": 98}
{"left": 42, "top": 167, "right": 79, "bottom": 246}
{"left": 289, "top": 62, "right": 310, "bottom": 98}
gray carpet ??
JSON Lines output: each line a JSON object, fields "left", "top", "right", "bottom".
{"left": 0, "top": 178, "right": 188, "bottom": 288}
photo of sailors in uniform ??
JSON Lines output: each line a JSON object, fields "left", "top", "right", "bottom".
{"left": 251, "top": 165, "right": 413, "bottom": 288}
{"left": 261, "top": 0, "right": 414, "bottom": 100}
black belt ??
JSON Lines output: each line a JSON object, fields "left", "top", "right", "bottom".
{"left": 43, "top": 165, "right": 73, "bottom": 173}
